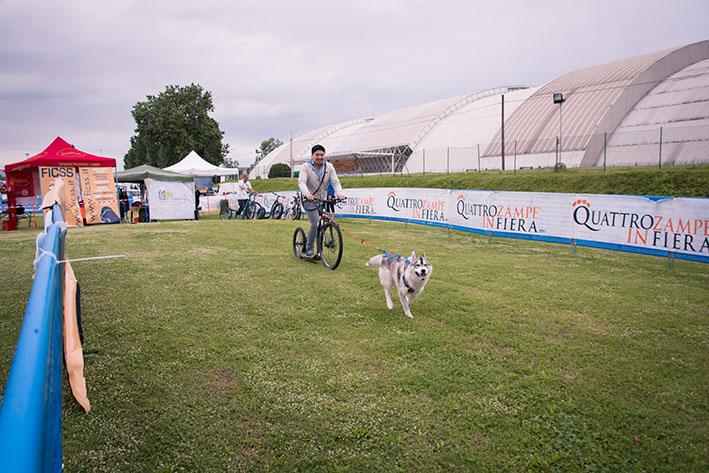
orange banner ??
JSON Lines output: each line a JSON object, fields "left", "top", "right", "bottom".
{"left": 39, "top": 166, "right": 83, "bottom": 227}
{"left": 79, "top": 167, "right": 120, "bottom": 224}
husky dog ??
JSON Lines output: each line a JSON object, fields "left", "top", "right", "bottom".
{"left": 366, "top": 251, "right": 432, "bottom": 318}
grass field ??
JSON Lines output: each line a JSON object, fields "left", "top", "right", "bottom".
{"left": 1, "top": 217, "right": 707, "bottom": 472}
{"left": 247, "top": 165, "right": 709, "bottom": 197}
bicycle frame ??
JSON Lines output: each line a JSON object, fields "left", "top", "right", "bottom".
{"left": 293, "top": 197, "right": 345, "bottom": 269}
{"left": 305, "top": 198, "right": 344, "bottom": 237}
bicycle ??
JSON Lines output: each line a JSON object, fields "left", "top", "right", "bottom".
{"left": 220, "top": 193, "right": 253, "bottom": 220}
{"left": 245, "top": 193, "right": 266, "bottom": 219}
{"left": 285, "top": 192, "right": 303, "bottom": 220}
{"left": 292, "top": 197, "right": 345, "bottom": 270}
{"left": 268, "top": 193, "right": 286, "bottom": 220}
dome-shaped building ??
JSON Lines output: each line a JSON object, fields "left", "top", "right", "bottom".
{"left": 251, "top": 40, "right": 709, "bottom": 178}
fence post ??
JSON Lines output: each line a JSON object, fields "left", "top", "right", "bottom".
{"left": 501, "top": 94, "right": 505, "bottom": 171}
{"left": 0, "top": 203, "right": 66, "bottom": 471}
{"left": 423, "top": 149, "right": 426, "bottom": 175}
{"left": 555, "top": 137, "right": 560, "bottom": 172}
{"left": 658, "top": 126, "right": 663, "bottom": 169}
{"left": 603, "top": 131, "right": 607, "bottom": 173}
{"left": 477, "top": 143, "right": 481, "bottom": 172}
{"left": 513, "top": 140, "right": 517, "bottom": 173}
{"left": 447, "top": 147, "right": 450, "bottom": 174}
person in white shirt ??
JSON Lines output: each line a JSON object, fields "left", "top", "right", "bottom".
{"left": 235, "top": 173, "right": 254, "bottom": 217}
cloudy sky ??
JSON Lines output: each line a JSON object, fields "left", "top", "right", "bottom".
{"left": 0, "top": 0, "right": 707, "bottom": 169}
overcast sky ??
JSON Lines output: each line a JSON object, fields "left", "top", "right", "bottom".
{"left": 0, "top": 0, "right": 707, "bottom": 169}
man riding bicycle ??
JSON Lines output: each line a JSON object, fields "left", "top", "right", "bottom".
{"left": 298, "top": 144, "right": 346, "bottom": 258}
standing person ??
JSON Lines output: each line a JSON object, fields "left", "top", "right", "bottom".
{"left": 235, "top": 173, "right": 253, "bottom": 217}
{"left": 325, "top": 182, "right": 336, "bottom": 214}
{"left": 194, "top": 188, "right": 201, "bottom": 220}
{"left": 117, "top": 186, "right": 129, "bottom": 221}
{"left": 298, "top": 144, "right": 346, "bottom": 258}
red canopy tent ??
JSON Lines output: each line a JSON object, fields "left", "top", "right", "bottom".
{"left": 3, "top": 137, "right": 117, "bottom": 230}
{"left": 5, "top": 137, "right": 116, "bottom": 173}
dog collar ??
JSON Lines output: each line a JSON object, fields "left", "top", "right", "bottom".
{"left": 402, "top": 275, "right": 415, "bottom": 293}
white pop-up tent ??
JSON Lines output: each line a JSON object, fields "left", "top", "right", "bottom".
{"left": 116, "top": 164, "right": 196, "bottom": 221}
{"left": 164, "top": 151, "right": 239, "bottom": 177}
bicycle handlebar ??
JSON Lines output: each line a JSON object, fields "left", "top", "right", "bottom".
{"left": 305, "top": 197, "right": 347, "bottom": 203}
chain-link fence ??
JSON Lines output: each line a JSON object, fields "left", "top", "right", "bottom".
{"left": 247, "top": 123, "right": 709, "bottom": 178}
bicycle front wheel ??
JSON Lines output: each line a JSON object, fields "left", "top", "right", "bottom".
{"left": 318, "top": 222, "right": 343, "bottom": 270}
{"left": 245, "top": 202, "right": 256, "bottom": 219}
{"left": 271, "top": 202, "right": 284, "bottom": 220}
{"left": 293, "top": 227, "right": 306, "bottom": 258}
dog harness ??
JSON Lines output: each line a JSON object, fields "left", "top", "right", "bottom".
{"left": 383, "top": 251, "right": 411, "bottom": 267}
{"left": 402, "top": 275, "right": 415, "bottom": 293}
{"left": 383, "top": 251, "right": 415, "bottom": 293}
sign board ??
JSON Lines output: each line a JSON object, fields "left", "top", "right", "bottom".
{"left": 145, "top": 178, "right": 195, "bottom": 220}
{"left": 39, "top": 166, "right": 83, "bottom": 227}
{"left": 79, "top": 167, "right": 120, "bottom": 224}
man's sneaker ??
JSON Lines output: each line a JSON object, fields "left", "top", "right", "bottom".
{"left": 303, "top": 250, "right": 314, "bottom": 259}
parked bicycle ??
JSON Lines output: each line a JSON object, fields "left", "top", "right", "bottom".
{"left": 285, "top": 192, "right": 303, "bottom": 220}
{"left": 245, "top": 193, "right": 266, "bottom": 219}
{"left": 292, "top": 197, "right": 345, "bottom": 270}
{"left": 268, "top": 193, "right": 286, "bottom": 220}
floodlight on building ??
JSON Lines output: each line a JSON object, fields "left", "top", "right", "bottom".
{"left": 553, "top": 92, "right": 566, "bottom": 169}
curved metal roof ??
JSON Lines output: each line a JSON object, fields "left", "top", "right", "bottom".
{"left": 252, "top": 40, "right": 709, "bottom": 176}
{"left": 333, "top": 95, "right": 469, "bottom": 154}
{"left": 415, "top": 87, "right": 536, "bottom": 151}
{"left": 332, "top": 87, "right": 529, "bottom": 156}
{"left": 250, "top": 118, "right": 371, "bottom": 178}
{"left": 603, "top": 57, "right": 709, "bottom": 166}
{"left": 484, "top": 47, "right": 681, "bottom": 157}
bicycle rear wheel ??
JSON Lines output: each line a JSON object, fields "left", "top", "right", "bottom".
{"left": 293, "top": 227, "right": 306, "bottom": 258}
{"left": 318, "top": 222, "right": 343, "bottom": 270}
{"left": 255, "top": 206, "right": 266, "bottom": 219}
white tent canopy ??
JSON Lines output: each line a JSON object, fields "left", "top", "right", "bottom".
{"left": 164, "top": 151, "right": 239, "bottom": 177}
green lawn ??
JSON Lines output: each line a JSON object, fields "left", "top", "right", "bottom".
{"left": 247, "top": 165, "right": 709, "bottom": 197}
{"left": 1, "top": 218, "right": 707, "bottom": 472}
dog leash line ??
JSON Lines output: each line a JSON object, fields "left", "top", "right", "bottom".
{"left": 338, "top": 222, "right": 387, "bottom": 253}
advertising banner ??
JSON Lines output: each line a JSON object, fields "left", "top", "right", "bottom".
{"left": 39, "top": 166, "right": 83, "bottom": 227}
{"left": 145, "top": 178, "right": 195, "bottom": 220}
{"left": 339, "top": 188, "right": 708, "bottom": 262}
{"left": 203, "top": 186, "right": 707, "bottom": 261}
{"left": 79, "top": 167, "right": 120, "bottom": 224}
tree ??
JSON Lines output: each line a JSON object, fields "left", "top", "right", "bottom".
{"left": 268, "top": 163, "right": 291, "bottom": 178}
{"left": 222, "top": 157, "right": 239, "bottom": 168}
{"left": 124, "top": 84, "right": 229, "bottom": 169}
{"left": 254, "top": 137, "right": 283, "bottom": 165}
